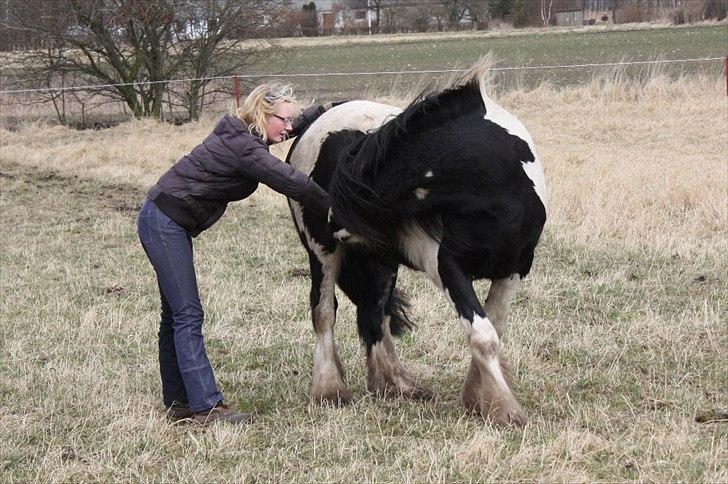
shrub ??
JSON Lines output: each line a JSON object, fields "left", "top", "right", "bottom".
{"left": 616, "top": 4, "right": 651, "bottom": 23}
{"left": 671, "top": 0, "right": 728, "bottom": 25}
{"left": 669, "top": 7, "right": 686, "bottom": 25}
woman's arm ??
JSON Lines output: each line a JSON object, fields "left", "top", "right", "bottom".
{"left": 237, "top": 143, "right": 329, "bottom": 216}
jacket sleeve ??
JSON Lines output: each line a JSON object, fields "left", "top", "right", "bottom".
{"left": 290, "top": 104, "right": 327, "bottom": 138}
{"left": 237, "top": 143, "right": 330, "bottom": 216}
{"left": 289, "top": 102, "right": 352, "bottom": 138}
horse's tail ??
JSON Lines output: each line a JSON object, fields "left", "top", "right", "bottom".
{"left": 330, "top": 55, "right": 500, "bottom": 250}
{"left": 388, "top": 287, "right": 414, "bottom": 337}
{"left": 330, "top": 133, "right": 400, "bottom": 250}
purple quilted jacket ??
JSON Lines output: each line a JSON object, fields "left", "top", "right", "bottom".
{"left": 147, "top": 110, "right": 328, "bottom": 236}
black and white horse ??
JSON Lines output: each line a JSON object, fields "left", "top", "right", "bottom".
{"left": 286, "top": 60, "right": 547, "bottom": 427}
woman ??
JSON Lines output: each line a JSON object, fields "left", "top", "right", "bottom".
{"left": 137, "top": 83, "right": 332, "bottom": 425}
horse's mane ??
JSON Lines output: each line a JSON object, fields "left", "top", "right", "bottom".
{"left": 331, "top": 58, "right": 494, "bottom": 249}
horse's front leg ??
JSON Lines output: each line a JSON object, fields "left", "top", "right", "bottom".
{"left": 308, "top": 248, "right": 352, "bottom": 405}
{"left": 437, "top": 251, "right": 527, "bottom": 427}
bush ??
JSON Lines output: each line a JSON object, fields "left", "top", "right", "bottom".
{"left": 671, "top": 0, "right": 727, "bottom": 25}
{"left": 670, "top": 8, "right": 685, "bottom": 25}
{"left": 705, "top": 0, "right": 728, "bottom": 20}
{"left": 616, "top": 4, "right": 651, "bottom": 23}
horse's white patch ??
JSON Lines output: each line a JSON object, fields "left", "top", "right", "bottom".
{"left": 477, "top": 85, "right": 548, "bottom": 212}
{"left": 313, "top": 330, "right": 335, "bottom": 372}
{"left": 290, "top": 201, "right": 327, "bottom": 258}
{"left": 312, "top": 329, "right": 347, "bottom": 398}
{"left": 485, "top": 355, "right": 509, "bottom": 392}
{"left": 414, "top": 187, "right": 428, "bottom": 200}
{"left": 469, "top": 314, "right": 509, "bottom": 391}
{"left": 333, "top": 228, "right": 351, "bottom": 241}
{"left": 470, "top": 314, "right": 500, "bottom": 348}
{"left": 288, "top": 101, "right": 402, "bottom": 175}
{"left": 398, "top": 222, "right": 442, "bottom": 287}
{"left": 425, "top": 170, "right": 434, "bottom": 178}
{"left": 310, "top": 248, "right": 346, "bottom": 395}
{"left": 520, "top": 160, "right": 548, "bottom": 211}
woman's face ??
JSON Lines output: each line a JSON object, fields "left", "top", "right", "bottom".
{"left": 265, "top": 101, "right": 295, "bottom": 144}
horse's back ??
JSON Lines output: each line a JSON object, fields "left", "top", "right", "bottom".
{"left": 288, "top": 101, "right": 402, "bottom": 176}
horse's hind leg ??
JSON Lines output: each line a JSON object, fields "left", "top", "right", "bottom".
{"left": 308, "top": 248, "right": 352, "bottom": 405}
{"left": 367, "top": 300, "right": 433, "bottom": 400}
{"left": 437, "top": 252, "right": 527, "bottom": 427}
{"left": 485, "top": 274, "right": 521, "bottom": 337}
{"left": 337, "top": 254, "right": 432, "bottom": 399}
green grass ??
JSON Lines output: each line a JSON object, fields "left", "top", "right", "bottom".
{"left": 261, "top": 25, "right": 728, "bottom": 97}
{"left": 1, "top": 159, "right": 725, "bottom": 481}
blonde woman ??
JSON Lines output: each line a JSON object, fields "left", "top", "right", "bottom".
{"left": 138, "top": 84, "right": 334, "bottom": 425}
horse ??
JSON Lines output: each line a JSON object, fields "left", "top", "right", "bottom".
{"left": 286, "top": 60, "right": 547, "bottom": 427}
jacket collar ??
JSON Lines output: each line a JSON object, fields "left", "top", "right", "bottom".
{"left": 217, "top": 114, "right": 267, "bottom": 146}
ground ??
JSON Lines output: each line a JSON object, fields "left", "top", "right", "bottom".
{"left": 0, "top": 27, "right": 726, "bottom": 482}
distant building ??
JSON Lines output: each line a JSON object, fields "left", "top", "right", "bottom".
{"left": 554, "top": 0, "right": 584, "bottom": 27}
{"left": 287, "top": 0, "right": 370, "bottom": 35}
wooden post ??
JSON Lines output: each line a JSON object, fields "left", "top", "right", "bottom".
{"left": 234, "top": 76, "right": 241, "bottom": 108}
{"left": 725, "top": 57, "right": 728, "bottom": 97}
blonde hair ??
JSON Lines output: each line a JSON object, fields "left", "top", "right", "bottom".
{"left": 235, "top": 83, "right": 299, "bottom": 142}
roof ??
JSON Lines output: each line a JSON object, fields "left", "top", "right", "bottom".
{"left": 554, "top": 0, "right": 584, "bottom": 12}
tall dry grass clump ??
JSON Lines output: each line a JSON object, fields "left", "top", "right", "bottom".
{"left": 499, "top": 70, "right": 726, "bottom": 259}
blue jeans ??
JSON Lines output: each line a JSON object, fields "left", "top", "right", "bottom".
{"left": 137, "top": 199, "right": 223, "bottom": 412}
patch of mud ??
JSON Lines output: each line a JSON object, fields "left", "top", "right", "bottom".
{"left": 1, "top": 162, "right": 145, "bottom": 214}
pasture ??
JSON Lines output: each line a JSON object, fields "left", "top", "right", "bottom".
{"left": 262, "top": 24, "right": 727, "bottom": 97}
{"left": 1, "top": 39, "right": 727, "bottom": 482}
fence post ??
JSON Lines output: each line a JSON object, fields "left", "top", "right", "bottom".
{"left": 725, "top": 57, "right": 728, "bottom": 97}
{"left": 234, "top": 76, "right": 241, "bottom": 108}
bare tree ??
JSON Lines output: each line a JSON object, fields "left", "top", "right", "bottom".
{"left": 390, "top": 0, "right": 491, "bottom": 33}
{"left": 1, "top": 0, "right": 285, "bottom": 122}
{"left": 466, "top": 1, "right": 491, "bottom": 29}
{"left": 540, "top": 0, "right": 555, "bottom": 26}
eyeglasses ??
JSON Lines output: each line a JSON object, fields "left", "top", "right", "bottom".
{"left": 272, "top": 114, "right": 293, "bottom": 125}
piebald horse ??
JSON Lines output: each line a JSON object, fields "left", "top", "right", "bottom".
{"left": 287, "top": 60, "right": 547, "bottom": 427}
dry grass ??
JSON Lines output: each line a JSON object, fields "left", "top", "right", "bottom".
{"left": 1, "top": 72, "right": 726, "bottom": 481}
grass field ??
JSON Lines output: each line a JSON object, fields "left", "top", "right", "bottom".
{"left": 1, "top": 57, "right": 727, "bottom": 480}
{"left": 1, "top": 23, "right": 726, "bottom": 124}
{"left": 262, "top": 24, "right": 727, "bottom": 98}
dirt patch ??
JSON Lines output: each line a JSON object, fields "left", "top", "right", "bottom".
{"left": 1, "top": 162, "right": 145, "bottom": 214}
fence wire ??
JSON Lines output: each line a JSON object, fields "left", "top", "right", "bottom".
{"left": 0, "top": 56, "right": 724, "bottom": 127}
{"left": 0, "top": 57, "right": 723, "bottom": 95}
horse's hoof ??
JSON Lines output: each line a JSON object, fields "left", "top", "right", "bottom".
{"left": 312, "top": 388, "right": 353, "bottom": 406}
{"left": 490, "top": 408, "right": 527, "bottom": 428}
{"left": 484, "top": 404, "right": 528, "bottom": 428}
